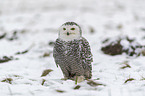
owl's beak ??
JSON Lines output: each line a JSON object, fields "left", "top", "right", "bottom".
{"left": 67, "top": 32, "right": 70, "bottom": 36}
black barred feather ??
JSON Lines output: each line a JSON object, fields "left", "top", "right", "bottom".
{"left": 53, "top": 37, "right": 93, "bottom": 79}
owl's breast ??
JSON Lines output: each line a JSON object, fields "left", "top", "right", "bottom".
{"left": 55, "top": 39, "right": 81, "bottom": 60}
{"left": 64, "top": 48, "right": 81, "bottom": 66}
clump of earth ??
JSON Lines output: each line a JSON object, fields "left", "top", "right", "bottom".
{"left": 101, "top": 36, "right": 145, "bottom": 56}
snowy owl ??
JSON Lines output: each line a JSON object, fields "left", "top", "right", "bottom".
{"left": 53, "top": 22, "right": 93, "bottom": 83}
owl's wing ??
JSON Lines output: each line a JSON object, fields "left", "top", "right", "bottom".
{"left": 53, "top": 45, "right": 58, "bottom": 67}
{"left": 53, "top": 39, "right": 63, "bottom": 67}
{"left": 80, "top": 37, "right": 93, "bottom": 71}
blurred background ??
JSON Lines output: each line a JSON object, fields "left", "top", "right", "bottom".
{"left": 0, "top": 0, "right": 145, "bottom": 35}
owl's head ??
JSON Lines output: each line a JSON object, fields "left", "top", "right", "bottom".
{"left": 59, "top": 22, "right": 82, "bottom": 41}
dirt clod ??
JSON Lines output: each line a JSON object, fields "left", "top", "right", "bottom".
{"left": 15, "top": 50, "right": 29, "bottom": 55}
{"left": 87, "top": 80, "right": 105, "bottom": 87}
{"left": 0, "top": 33, "right": 6, "bottom": 39}
{"left": 1, "top": 78, "right": 13, "bottom": 84}
{"left": 43, "top": 52, "right": 52, "bottom": 57}
{"left": 0, "top": 56, "right": 13, "bottom": 63}
{"left": 56, "top": 89, "right": 65, "bottom": 93}
{"left": 41, "top": 69, "right": 53, "bottom": 77}
{"left": 124, "top": 78, "right": 135, "bottom": 83}
{"left": 101, "top": 36, "right": 145, "bottom": 56}
{"left": 74, "top": 85, "right": 81, "bottom": 89}
{"left": 101, "top": 40, "right": 123, "bottom": 55}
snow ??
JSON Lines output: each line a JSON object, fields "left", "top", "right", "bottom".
{"left": 0, "top": 0, "right": 145, "bottom": 96}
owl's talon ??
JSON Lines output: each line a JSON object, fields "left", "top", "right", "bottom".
{"left": 74, "top": 76, "right": 85, "bottom": 84}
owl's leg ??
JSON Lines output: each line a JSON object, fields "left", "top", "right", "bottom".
{"left": 59, "top": 66, "right": 70, "bottom": 80}
{"left": 84, "top": 71, "right": 92, "bottom": 79}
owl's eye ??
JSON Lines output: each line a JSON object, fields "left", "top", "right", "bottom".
{"left": 71, "top": 28, "right": 75, "bottom": 30}
{"left": 63, "top": 28, "right": 66, "bottom": 30}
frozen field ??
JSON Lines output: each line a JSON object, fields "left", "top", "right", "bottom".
{"left": 0, "top": 0, "right": 145, "bottom": 96}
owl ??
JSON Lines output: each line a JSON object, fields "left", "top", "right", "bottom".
{"left": 53, "top": 22, "right": 93, "bottom": 83}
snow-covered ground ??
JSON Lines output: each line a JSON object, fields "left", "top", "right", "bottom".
{"left": 0, "top": 0, "right": 145, "bottom": 96}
